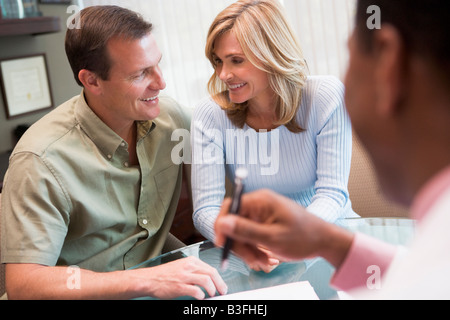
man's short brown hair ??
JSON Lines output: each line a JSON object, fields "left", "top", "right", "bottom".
{"left": 65, "top": 5, "right": 153, "bottom": 87}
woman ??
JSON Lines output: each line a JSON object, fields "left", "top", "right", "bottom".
{"left": 191, "top": 0, "right": 358, "bottom": 251}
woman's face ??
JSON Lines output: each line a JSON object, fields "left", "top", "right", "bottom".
{"left": 213, "top": 31, "right": 273, "bottom": 106}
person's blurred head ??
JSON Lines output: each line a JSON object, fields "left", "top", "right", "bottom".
{"left": 345, "top": 0, "right": 450, "bottom": 205}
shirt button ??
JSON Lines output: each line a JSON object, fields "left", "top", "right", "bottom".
{"left": 107, "top": 154, "right": 112, "bottom": 160}
{"left": 121, "top": 142, "right": 126, "bottom": 147}
{"left": 124, "top": 162, "right": 129, "bottom": 167}
{"left": 142, "top": 219, "right": 148, "bottom": 225}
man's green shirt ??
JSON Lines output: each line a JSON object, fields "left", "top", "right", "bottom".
{"left": 1, "top": 92, "right": 191, "bottom": 271}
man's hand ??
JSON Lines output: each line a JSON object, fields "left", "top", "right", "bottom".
{"left": 131, "top": 256, "right": 228, "bottom": 300}
{"left": 214, "top": 189, "right": 354, "bottom": 269}
{"left": 6, "top": 256, "right": 227, "bottom": 300}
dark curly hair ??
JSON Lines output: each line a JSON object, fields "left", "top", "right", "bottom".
{"left": 356, "top": 0, "right": 450, "bottom": 86}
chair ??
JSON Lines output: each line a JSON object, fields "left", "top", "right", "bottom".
{"left": 169, "top": 164, "right": 205, "bottom": 244}
{"left": 0, "top": 193, "right": 5, "bottom": 297}
{"left": 348, "top": 132, "right": 409, "bottom": 218}
{"left": 162, "top": 233, "right": 186, "bottom": 254}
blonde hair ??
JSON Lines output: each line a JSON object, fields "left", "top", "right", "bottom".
{"left": 206, "top": 0, "right": 308, "bottom": 132}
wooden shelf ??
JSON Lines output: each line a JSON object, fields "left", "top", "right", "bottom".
{"left": 0, "top": 16, "right": 61, "bottom": 37}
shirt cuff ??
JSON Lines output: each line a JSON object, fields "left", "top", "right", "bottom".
{"left": 330, "top": 232, "right": 398, "bottom": 292}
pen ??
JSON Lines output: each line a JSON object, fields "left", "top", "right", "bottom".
{"left": 220, "top": 167, "right": 248, "bottom": 271}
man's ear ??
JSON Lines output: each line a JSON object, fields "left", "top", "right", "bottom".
{"left": 372, "top": 24, "right": 407, "bottom": 117}
{"left": 78, "top": 69, "right": 102, "bottom": 95}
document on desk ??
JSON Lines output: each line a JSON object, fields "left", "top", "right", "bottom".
{"left": 209, "top": 281, "right": 319, "bottom": 300}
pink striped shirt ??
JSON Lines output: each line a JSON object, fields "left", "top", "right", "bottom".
{"left": 331, "top": 166, "right": 450, "bottom": 293}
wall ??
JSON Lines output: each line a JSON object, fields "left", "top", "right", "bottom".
{"left": 0, "top": 4, "right": 80, "bottom": 153}
{"left": 284, "top": 0, "right": 356, "bottom": 78}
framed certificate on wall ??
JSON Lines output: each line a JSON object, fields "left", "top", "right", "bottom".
{"left": 0, "top": 54, "right": 53, "bottom": 119}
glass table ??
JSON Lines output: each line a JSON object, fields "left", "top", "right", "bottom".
{"left": 130, "top": 218, "right": 416, "bottom": 300}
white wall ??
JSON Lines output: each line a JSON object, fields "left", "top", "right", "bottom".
{"left": 283, "top": 0, "right": 356, "bottom": 78}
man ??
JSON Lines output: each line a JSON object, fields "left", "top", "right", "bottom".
{"left": 215, "top": 0, "right": 450, "bottom": 299}
{"left": 1, "top": 6, "right": 226, "bottom": 300}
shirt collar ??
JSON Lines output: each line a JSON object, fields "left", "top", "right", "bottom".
{"left": 411, "top": 165, "right": 450, "bottom": 222}
{"left": 75, "top": 91, "right": 156, "bottom": 159}
{"left": 137, "top": 119, "right": 156, "bottom": 141}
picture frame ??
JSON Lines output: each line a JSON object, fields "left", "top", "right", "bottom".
{"left": 39, "top": 0, "right": 72, "bottom": 4}
{"left": 0, "top": 54, "right": 53, "bottom": 119}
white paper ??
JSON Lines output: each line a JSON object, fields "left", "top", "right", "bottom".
{"left": 209, "top": 281, "right": 319, "bottom": 300}
{"left": 336, "top": 291, "right": 354, "bottom": 300}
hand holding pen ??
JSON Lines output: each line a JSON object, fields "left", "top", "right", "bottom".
{"left": 220, "top": 167, "right": 248, "bottom": 271}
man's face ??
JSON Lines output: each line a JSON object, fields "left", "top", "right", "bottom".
{"left": 97, "top": 33, "right": 166, "bottom": 124}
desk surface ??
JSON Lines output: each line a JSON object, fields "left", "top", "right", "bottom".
{"left": 131, "top": 218, "right": 415, "bottom": 300}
